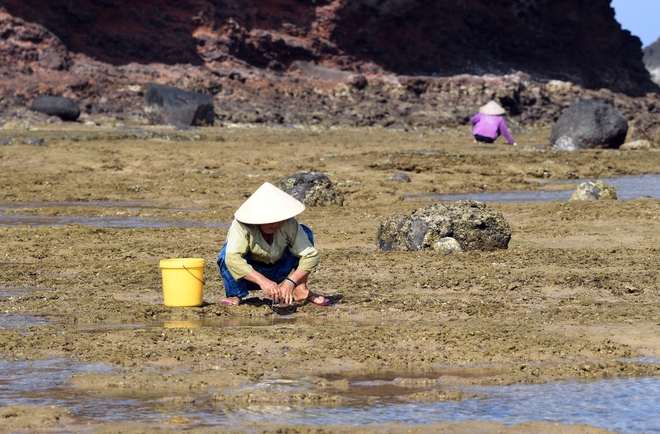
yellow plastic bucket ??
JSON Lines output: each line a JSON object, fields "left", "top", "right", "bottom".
{"left": 159, "top": 258, "right": 205, "bottom": 307}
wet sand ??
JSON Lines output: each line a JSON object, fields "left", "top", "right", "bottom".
{"left": 1, "top": 124, "right": 659, "bottom": 432}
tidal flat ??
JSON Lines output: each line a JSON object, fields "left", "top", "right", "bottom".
{"left": 0, "top": 124, "right": 659, "bottom": 433}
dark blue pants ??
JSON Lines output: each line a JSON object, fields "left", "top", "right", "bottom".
{"left": 216, "top": 225, "right": 314, "bottom": 299}
{"left": 474, "top": 134, "right": 495, "bottom": 143}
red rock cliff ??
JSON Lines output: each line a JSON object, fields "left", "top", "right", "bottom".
{"left": 1, "top": 0, "right": 655, "bottom": 95}
{"left": 0, "top": 0, "right": 658, "bottom": 127}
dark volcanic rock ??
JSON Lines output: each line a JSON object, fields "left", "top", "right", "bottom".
{"left": 378, "top": 200, "right": 511, "bottom": 252}
{"left": 144, "top": 84, "right": 214, "bottom": 127}
{"left": 30, "top": 96, "right": 80, "bottom": 121}
{"left": 275, "top": 172, "right": 344, "bottom": 207}
{"left": 0, "top": 4, "right": 659, "bottom": 129}
{"left": 0, "top": 0, "right": 657, "bottom": 96}
{"left": 550, "top": 99, "right": 628, "bottom": 151}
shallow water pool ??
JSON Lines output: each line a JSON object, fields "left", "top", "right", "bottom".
{"left": 416, "top": 174, "right": 660, "bottom": 202}
{"left": 0, "top": 214, "right": 228, "bottom": 228}
{"left": 0, "top": 358, "right": 658, "bottom": 432}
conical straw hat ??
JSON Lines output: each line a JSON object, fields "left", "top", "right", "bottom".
{"left": 234, "top": 182, "right": 305, "bottom": 224}
{"left": 479, "top": 100, "right": 506, "bottom": 115}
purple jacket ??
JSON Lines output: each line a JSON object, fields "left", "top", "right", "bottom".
{"left": 470, "top": 113, "right": 515, "bottom": 144}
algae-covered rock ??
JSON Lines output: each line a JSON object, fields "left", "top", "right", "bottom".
{"left": 569, "top": 180, "right": 617, "bottom": 201}
{"left": 275, "top": 172, "right": 344, "bottom": 206}
{"left": 378, "top": 200, "right": 511, "bottom": 251}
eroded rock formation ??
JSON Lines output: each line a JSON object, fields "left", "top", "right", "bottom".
{"left": 0, "top": 1, "right": 658, "bottom": 128}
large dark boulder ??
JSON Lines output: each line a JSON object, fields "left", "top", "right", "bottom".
{"left": 378, "top": 200, "right": 511, "bottom": 252}
{"left": 550, "top": 99, "right": 628, "bottom": 151}
{"left": 275, "top": 172, "right": 344, "bottom": 207}
{"left": 144, "top": 84, "right": 214, "bottom": 127}
{"left": 30, "top": 96, "right": 80, "bottom": 121}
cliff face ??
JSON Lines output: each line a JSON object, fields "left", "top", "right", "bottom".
{"left": 1, "top": 0, "right": 655, "bottom": 95}
{"left": 0, "top": 1, "right": 658, "bottom": 128}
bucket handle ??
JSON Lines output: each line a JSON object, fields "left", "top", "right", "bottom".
{"left": 183, "top": 264, "right": 205, "bottom": 285}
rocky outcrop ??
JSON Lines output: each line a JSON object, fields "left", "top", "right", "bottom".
{"left": 378, "top": 200, "right": 511, "bottom": 252}
{"left": 276, "top": 172, "right": 344, "bottom": 207}
{"left": 1, "top": 0, "right": 655, "bottom": 95}
{"left": 0, "top": 2, "right": 658, "bottom": 129}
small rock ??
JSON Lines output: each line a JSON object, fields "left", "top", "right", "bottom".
{"left": 387, "top": 172, "right": 411, "bottom": 182}
{"left": 432, "top": 237, "right": 463, "bottom": 254}
{"left": 0, "top": 137, "right": 13, "bottom": 146}
{"left": 620, "top": 140, "right": 652, "bottom": 150}
{"left": 24, "top": 137, "right": 46, "bottom": 146}
{"left": 2, "top": 120, "right": 33, "bottom": 131}
{"left": 569, "top": 180, "right": 617, "bottom": 201}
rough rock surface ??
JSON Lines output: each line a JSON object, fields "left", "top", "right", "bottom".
{"left": 550, "top": 99, "right": 628, "bottom": 151}
{"left": 144, "top": 83, "right": 214, "bottom": 126}
{"left": 29, "top": 96, "right": 80, "bottom": 121}
{"left": 630, "top": 114, "right": 660, "bottom": 148}
{"left": 276, "top": 172, "right": 344, "bottom": 207}
{"left": 569, "top": 181, "right": 617, "bottom": 201}
{"left": 378, "top": 200, "right": 511, "bottom": 252}
{"left": 620, "top": 140, "right": 653, "bottom": 151}
{"left": 0, "top": 2, "right": 658, "bottom": 130}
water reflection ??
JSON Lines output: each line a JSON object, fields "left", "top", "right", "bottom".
{"left": 76, "top": 316, "right": 379, "bottom": 332}
{"left": 413, "top": 174, "right": 660, "bottom": 202}
{"left": 218, "top": 376, "right": 660, "bottom": 433}
{"left": 0, "top": 201, "right": 203, "bottom": 211}
{"left": 0, "top": 214, "right": 228, "bottom": 228}
{"left": 0, "top": 314, "right": 51, "bottom": 329}
{"left": 0, "top": 286, "right": 52, "bottom": 297}
{"left": 0, "top": 200, "right": 222, "bottom": 228}
{"left": 0, "top": 358, "right": 658, "bottom": 433}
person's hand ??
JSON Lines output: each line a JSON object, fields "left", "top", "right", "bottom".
{"left": 260, "top": 279, "right": 281, "bottom": 302}
{"left": 278, "top": 280, "right": 295, "bottom": 306}
{"left": 512, "top": 142, "right": 518, "bottom": 146}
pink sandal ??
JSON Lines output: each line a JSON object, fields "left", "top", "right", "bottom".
{"left": 305, "top": 292, "right": 331, "bottom": 306}
{"left": 221, "top": 297, "right": 241, "bottom": 306}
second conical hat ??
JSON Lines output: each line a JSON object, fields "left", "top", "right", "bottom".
{"left": 234, "top": 182, "right": 306, "bottom": 224}
{"left": 479, "top": 100, "right": 506, "bottom": 115}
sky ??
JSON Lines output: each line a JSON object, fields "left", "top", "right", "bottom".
{"left": 611, "top": 0, "right": 660, "bottom": 48}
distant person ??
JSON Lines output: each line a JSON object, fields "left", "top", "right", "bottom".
{"left": 470, "top": 101, "right": 517, "bottom": 146}
{"left": 216, "top": 182, "right": 331, "bottom": 307}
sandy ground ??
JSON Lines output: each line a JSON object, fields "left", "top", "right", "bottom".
{"left": 0, "top": 124, "right": 659, "bottom": 432}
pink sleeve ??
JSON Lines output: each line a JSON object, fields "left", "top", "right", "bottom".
{"left": 498, "top": 118, "right": 515, "bottom": 144}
